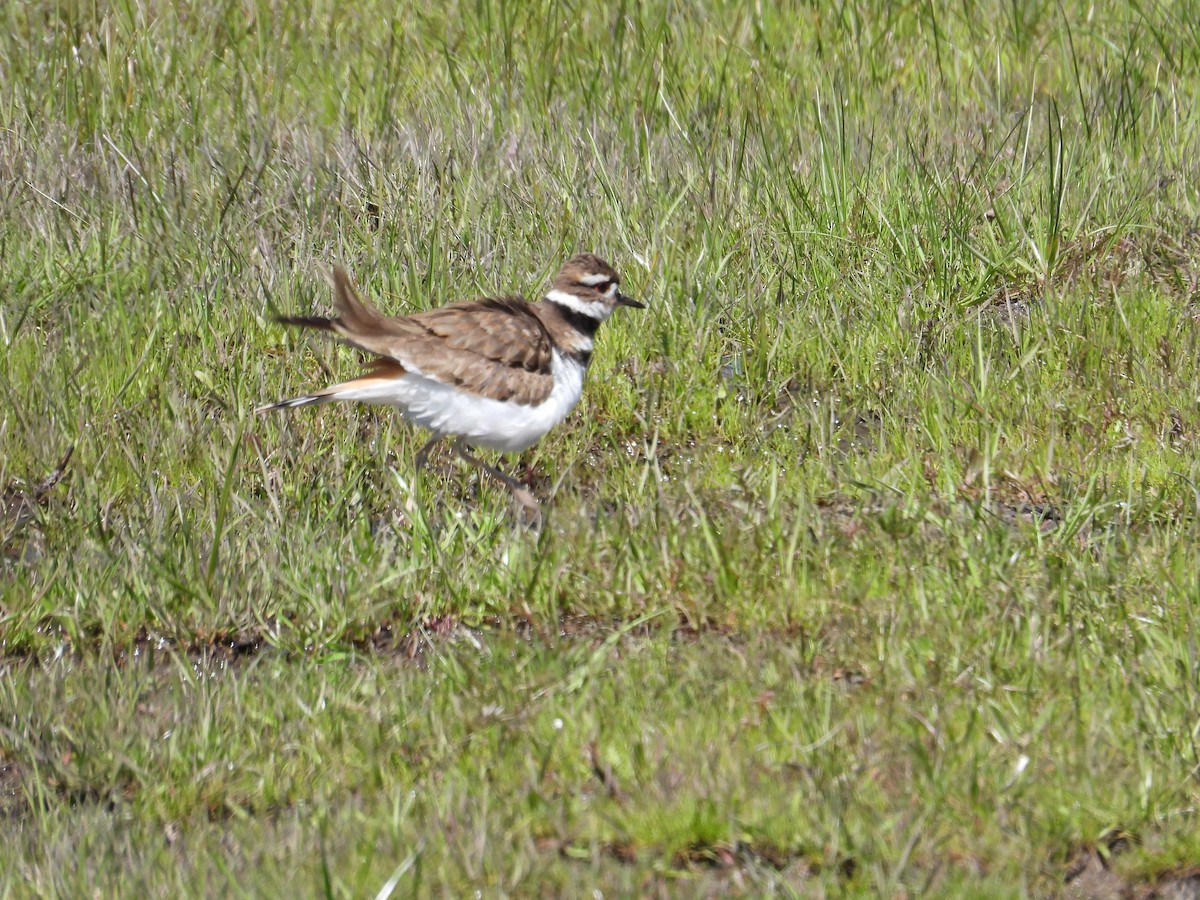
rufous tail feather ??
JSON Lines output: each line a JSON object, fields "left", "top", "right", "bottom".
{"left": 257, "top": 358, "right": 406, "bottom": 414}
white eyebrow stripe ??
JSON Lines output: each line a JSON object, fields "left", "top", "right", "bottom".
{"left": 578, "top": 273, "right": 612, "bottom": 286}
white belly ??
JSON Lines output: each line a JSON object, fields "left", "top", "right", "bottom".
{"left": 335, "top": 351, "right": 587, "bottom": 452}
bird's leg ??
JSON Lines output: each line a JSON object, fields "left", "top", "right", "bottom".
{"left": 405, "top": 435, "right": 445, "bottom": 517}
{"left": 414, "top": 435, "right": 443, "bottom": 475}
{"left": 451, "top": 439, "right": 540, "bottom": 517}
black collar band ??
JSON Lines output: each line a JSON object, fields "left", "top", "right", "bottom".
{"left": 545, "top": 299, "right": 602, "bottom": 339}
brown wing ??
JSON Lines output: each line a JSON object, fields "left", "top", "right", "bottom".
{"left": 278, "top": 268, "right": 556, "bottom": 405}
{"left": 389, "top": 298, "right": 556, "bottom": 405}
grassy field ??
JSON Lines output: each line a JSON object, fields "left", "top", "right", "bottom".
{"left": 3, "top": 0, "right": 1200, "bottom": 894}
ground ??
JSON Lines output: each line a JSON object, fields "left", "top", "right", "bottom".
{"left": 3, "top": 0, "right": 1200, "bottom": 895}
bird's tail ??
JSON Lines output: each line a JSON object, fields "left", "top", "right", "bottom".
{"left": 258, "top": 266, "right": 410, "bottom": 414}
{"left": 273, "top": 266, "right": 403, "bottom": 357}
{"left": 255, "top": 393, "right": 334, "bottom": 413}
{"left": 257, "top": 358, "right": 407, "bottom": 414}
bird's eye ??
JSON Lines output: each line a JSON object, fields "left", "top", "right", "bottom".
{"left": 591, "top": 279, "right": 612, "bottom": 293}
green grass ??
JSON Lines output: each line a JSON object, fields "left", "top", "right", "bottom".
{"left": 3, "top": 0, "right": 1200, "bottom": 894}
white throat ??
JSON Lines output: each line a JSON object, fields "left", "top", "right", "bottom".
{"left": 544, "top": 289, "right": 614, "bottom": 322}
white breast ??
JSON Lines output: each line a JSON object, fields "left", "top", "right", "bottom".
{"left": 333, "top": 351, "right": 587, "bottom": 452}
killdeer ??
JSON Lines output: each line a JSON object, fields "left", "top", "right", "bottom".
{"left": 259, "top": 254, "right": 643, "bottom": 511}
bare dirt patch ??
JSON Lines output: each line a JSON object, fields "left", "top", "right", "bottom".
{"left": 0, "top": 758, "right": 25, "bottom": 820}
{"left": 1063, "top": 834, "right": 1200, "bottom": 900}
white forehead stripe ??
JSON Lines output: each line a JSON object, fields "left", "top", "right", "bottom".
{"left": 545, "top": 289, "right": 614, "bottom": 321}
{"left": 578, "top": 273, "right": 613, "bottom": 286}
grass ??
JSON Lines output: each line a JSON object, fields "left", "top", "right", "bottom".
{"left": 3, "top": 0, "right": 1200, "bottom": 894}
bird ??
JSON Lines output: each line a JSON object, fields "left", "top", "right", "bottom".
{"left": 258, "top": 253, "right": 643, "bottom": 512}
